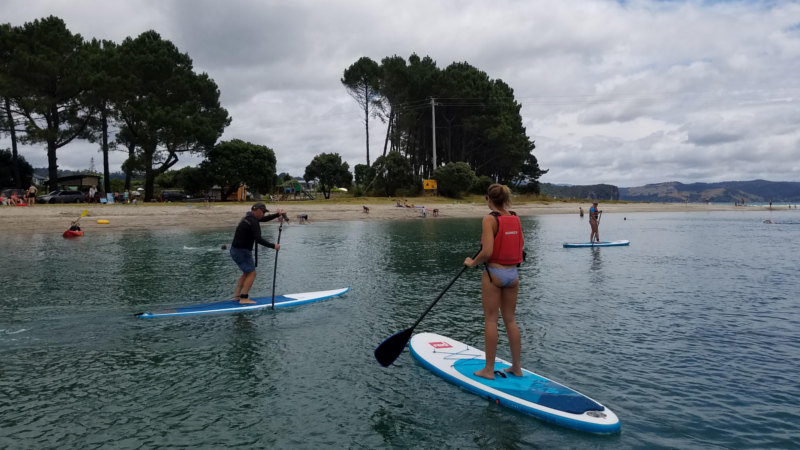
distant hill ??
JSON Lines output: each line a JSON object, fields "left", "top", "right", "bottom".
{"left": 619, "top": 180, "right": 800, "bottom": 203}
{"left": 541, "top": 180, "right": 800, "bottom": 203}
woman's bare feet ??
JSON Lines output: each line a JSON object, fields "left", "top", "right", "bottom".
{"left": 239, "top": 294, "right": 256, "bottom": 305}
{"left": 503, "top": 366, "right": 523, "bottom": 377}
{"left": 473, "top": 368, "right": 496, "bottom": 380}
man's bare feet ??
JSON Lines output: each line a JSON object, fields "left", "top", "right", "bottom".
{"left": 473, "top": 368, "right": 495, "bottom": 380}
{"left": 503, "top": 367, "right": 523, "bottom": 377}
{"left": 239, "top": 294, "right": 256, "bottom": 305}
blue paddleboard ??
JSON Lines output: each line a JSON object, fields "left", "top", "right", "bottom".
{"left": 563, "top": 240, "right": 630, "bottom": 248}
{"left": 409, "top": 332, "right": 620, "bottom": 434}
{"left": 136, "top": 287, "right": 349, "bottom": 318}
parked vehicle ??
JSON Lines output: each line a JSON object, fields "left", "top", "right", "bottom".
{"left": 160, "top": 190, "right": 191, "bottom": 202}
{"left": 36, "top": 190, "right": 86, "bottom": 204}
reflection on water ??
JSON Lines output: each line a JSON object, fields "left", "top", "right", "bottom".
{"left": 1, "top": 210, "right": 800, "bottom": 448}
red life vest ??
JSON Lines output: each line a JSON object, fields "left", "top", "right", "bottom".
{"left": 486, "top": 212, "right": 524, "bottom": 265}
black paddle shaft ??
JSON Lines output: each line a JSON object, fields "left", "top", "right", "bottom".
{"left": 374, "top": 248, "right": 480, "bottom": 367}
{"left": 270, "top": 216, "right": 285, "bottom": 309}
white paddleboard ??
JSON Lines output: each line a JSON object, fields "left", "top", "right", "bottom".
{"left": 136, "top": 287, "right": 349, "bottom": 318}
{"left": 409, "top": 332, "right": 620, "bottom": 434}
{"left": 563, "top": 240, "right": 630, "bottom": 248}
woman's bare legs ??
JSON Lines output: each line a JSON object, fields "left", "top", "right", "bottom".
{"left": 500, "top": 280, "right": 522, "bottom": 376}
{"left": 474, "top": 271, "right": 521, "bottom": 379}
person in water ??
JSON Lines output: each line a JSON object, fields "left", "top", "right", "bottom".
{"left": 464, "top": 184, "right": 525, "bottom": 380}
{"left": 589, "top": 201, "right": 602, "bottom": 243}
{"left": 230, "top": 202, "right": 285, "bottom": 304}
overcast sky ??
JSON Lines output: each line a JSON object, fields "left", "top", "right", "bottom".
{"left": 2, "top": 0, "right": 799, "bottom": 187}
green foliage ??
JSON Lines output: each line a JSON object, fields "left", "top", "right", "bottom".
{"left": 512, "top": 147, "right": 547, "bottom": 194}
{"left": 81, "top": 38, "right": 120, "bottom": 194}
{"left": 154, "top": 166, "right": 208, "bottom": 195}
{"left": 304, "top": 152, "right": 352, "bottom": 199}
{"left": 433, "top": 162, "right": 477, "bottom": 198}
{"left": 342, "top": 54, "right": 544, "bottom": 187}
{"left": 202, "top": 139, "right": 277, "bottom": 201}
{"left": 114, "top": 30, "right": 230, "bottom": 201}
{"left": 154, "top": 171, "right": 178, "bottom": 188}
{"left": 371, "top": 152, "right": 414, "bottom": 197}
{"left": 354, "top": 163, "right": 375, "bottom": 188}
{"left": 0, "top": 148, "right": 33, "bottom": 187}
{"left": 109, "top": 178, "right": 125, "bottom": 194}
{"left": 3, "top": 16, "right": 93, "bottom": 191}
{"left": 472, "top": 175, "right": 493, "bottom": 195}
{"left": 174, "top": 166, "right": 208, "bottom": 195}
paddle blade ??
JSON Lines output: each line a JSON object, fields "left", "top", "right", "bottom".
{"left": 81, "top": 209, "right": 88, "bottom": 217}
{"left": 374, "top": 328, "right": 414, "bottom": 367}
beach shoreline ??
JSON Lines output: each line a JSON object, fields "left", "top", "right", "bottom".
{"left": 0, "top": 199, "right": 780, "bottom": 234}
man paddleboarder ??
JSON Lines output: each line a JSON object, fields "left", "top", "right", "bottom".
{"left": 230, "top": 202, "right": 286, "bottom": 304}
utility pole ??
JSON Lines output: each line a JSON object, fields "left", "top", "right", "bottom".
{"left": 430, "top": 98, "right": 437, "bottom": 176}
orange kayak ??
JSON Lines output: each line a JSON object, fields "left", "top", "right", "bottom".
{"left": 62, "top": 230, "right": 85, "bottom": 238}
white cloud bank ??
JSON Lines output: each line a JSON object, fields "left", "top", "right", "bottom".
{"left": 2, "top": 0, "right": 799, "bottom": 187}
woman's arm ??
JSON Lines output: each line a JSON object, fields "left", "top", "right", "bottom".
{"left": 464, "top": 215, "right": 497, "bottom": 267}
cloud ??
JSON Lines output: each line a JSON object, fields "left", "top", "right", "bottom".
{"left": 3, "top": 0, "right": 800, "bottom": 187}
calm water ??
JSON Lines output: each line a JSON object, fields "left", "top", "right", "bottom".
{"left": 1, "top": 208, "right": 799, "bottom": 449}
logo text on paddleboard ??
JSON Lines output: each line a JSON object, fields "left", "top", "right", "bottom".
{"left": 429, "top": 341, "right": 452, "bottom": 349}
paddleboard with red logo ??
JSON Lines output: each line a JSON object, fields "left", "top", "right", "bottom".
{"left": 408, "top": 332, "right": 620, "bottom": 434}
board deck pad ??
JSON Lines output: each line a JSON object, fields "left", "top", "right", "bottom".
{"left": 563, "top": 240, "right": 630, "bottom": 248}
{"left": 409, "top": 332, "right": 620, "bottom": 434}
{"left": 136, "top": 287, "right": 349, "bottom": 318}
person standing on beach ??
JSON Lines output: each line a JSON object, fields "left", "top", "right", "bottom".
{"left": 464, "top": 184, "right": 525, "bottom": 380}
{"left": 589, "top": 201, "right": 601, "bottom": 243}
{"left": 27, "top": 184, "right": 37, "bottom": 205}
{"left": 230, "top": 202, "right": 286, "bottom": 304}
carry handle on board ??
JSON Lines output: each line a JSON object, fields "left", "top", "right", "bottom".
{"left": 373, "top": 248, "right": 480, "bottom": 367}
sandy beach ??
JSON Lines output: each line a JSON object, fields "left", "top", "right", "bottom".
{"left": 0, "top": 198, "right": 766, "bottom": 234}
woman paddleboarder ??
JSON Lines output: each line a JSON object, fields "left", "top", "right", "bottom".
{"left": 589, "top": 201, "right": 602, "bottom": 243}
{"left": 464, "top": 184, "right": 525, "bottom": 380}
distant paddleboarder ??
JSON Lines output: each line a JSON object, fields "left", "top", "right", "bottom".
{"left": 589, "top": 202, "right": 602, "bottom": 243}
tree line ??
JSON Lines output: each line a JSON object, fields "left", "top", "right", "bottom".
{"left": 0, "top": 16, "right": 231, "bottom": 201}
{"left": 2, "top": 16, "right": 546, "bottom": 201}
{"left": 342, "top": 54, "right": 547, "bottom": 195}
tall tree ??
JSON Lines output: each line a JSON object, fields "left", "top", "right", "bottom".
{"left": 304, "top": 153, "right": 352, "bottom": 199}
{"left": 6, "top": 16, "right": 92, "bottom": 191}
{"left": 359, "top": 55, "right": 545, "bottom": 187}
{"left": 201, "top": 139, "right": 278, "bottom": 201}
{"left": 114, "top": 31, "right": 230, "bottom": 201}
{"left": 82, "top": 38, "right": 120, "bottom": 194}
{"left": 0, "top": 24, "right": 25, "bottom": 189}
{"left": 342, "top": 57, "right": 383, "bottom": 167}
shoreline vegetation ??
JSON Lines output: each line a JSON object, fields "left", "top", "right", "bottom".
{"left": 1, "top": 195, "right": 787, "bottom": 235}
